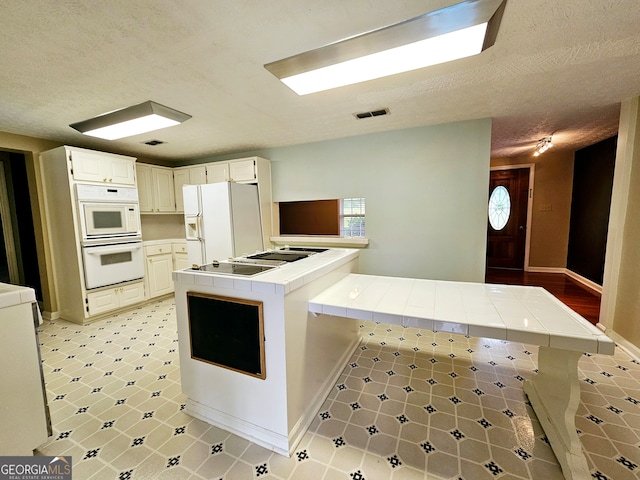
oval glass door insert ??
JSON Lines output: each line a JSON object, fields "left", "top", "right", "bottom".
{"left": 488, "top": 185, "right": 511, "bottom": 230}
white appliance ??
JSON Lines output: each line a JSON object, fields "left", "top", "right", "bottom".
{"left": 0, "top": 283, "right": 51, "bottom": 455}
{"left": 76, "top": 183, "right": 141, "bottom": 242}
{"left": 82, "top": 241, "right": 145, "bottom": 289}
{"left": 184, "top": 182, "right": 263, "bottom": 265}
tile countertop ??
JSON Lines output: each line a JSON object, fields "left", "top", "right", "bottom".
{"left": 0, "top": 283, "right": 37, "bottom": 309}
{"left": 172, "top": 248, "right": 359, "bottom": 296}
{"left": 309, "top": 274, "right": 615, "bottom": 355}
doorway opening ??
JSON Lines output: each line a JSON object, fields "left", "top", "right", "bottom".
{"left": 0, "top": 151, "right": 43, "bottom": 300}
{"left": 486, "top": 165, "right": 534, "bottom": 272}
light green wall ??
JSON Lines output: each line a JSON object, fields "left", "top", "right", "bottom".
{"left": 189, "top": 119, "right": 492, "bottom": 282}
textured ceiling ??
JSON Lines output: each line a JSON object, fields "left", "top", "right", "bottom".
{"left": 0, "top": 0, "right": 638, "bottom": 162}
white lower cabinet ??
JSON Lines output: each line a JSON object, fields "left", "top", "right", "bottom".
{"left": 145, "top": 243, "right": 175, "bottom": 298}
{"left": 173, "top": 243, "right": 190, "bottom": 270}
{"left": 86, "top": 281, "right": 145, "bottom": 316}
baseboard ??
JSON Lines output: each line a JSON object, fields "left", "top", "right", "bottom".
{"left": 184, "top": 399, "right": 291, "bottom": 456}
{"left": 526, "top": 266, "right": 602, "bottom": 296}
{"left": 564, "top": 269, "right": 602, "bottom": 295}
{"left": 526, "top": 266, "right": 566, "bottom": 274}
{"left": 41, "top": 310, "right": 60, "bottom": 321}
{"left": 604, "top": 329, "right": 640, "bottom": 362}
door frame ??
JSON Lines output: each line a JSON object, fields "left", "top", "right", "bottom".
{"left": 0, "top": 159, "right": 20, "bottom": 283}
{"left": 488, "top": 163, "right": 535, "bottom": 270}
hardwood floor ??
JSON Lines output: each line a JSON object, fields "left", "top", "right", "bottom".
{"left": 485, "top": 268, "right": 601, "bottom": 325}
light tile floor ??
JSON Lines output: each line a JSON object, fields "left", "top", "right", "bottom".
{"left": 35, "top": 296, "right": 640, "bottom": 479}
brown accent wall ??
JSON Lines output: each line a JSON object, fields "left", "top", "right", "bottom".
{"left": 491, "top": 150, "right": 574, "bottom": 269}
{"left": 279, "top": 200, "right": 340, "bottom": 235}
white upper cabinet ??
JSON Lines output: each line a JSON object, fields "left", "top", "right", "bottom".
{"left": 70, "top": 148, "right": 136, "bottom": 185}
{"left": 206, "top": 158, "right": 258, "bottom": 184}
{"left": 136, "top": 164, "right": 154, "bottom": 212}
{"left": 136, "top": 164, "right": 176, "bottom": 213}
{"left": 174, "top": 165, "right": 206, "bottom": 212}
{"left": 206, "top": 162, "right": 230, "bottom": 183}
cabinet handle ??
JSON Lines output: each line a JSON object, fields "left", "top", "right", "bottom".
{"left": 103, "top": 178, "right": 107, "bottom": 182}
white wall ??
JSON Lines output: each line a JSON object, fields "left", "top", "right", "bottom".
{"left": 193, "top": 119, "right": 492, "bottom": 282}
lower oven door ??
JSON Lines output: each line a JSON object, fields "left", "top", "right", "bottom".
{"left": 82, "top": 241, "right": 144, "bottom": 289}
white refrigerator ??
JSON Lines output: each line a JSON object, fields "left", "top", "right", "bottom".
{"left": 183, "top": 182, "right": 264, "bottom": 265}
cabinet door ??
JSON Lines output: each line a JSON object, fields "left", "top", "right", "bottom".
{"left": 105, "top": 157, "right": 136, "bottom": 185}
{"left": 230, "top": 159, "right": 256, "bottom": 182}
{"left": 136, "top": 164, "right": 154, "bottom": 213}
{"left": 147, "top": 253, "right": 174, "bottom": 298}
{"left": 173, "top": 169, "right": 190, "bottom": 213}
{"left": 206, "top": 162, "right": 229, "bottom": 183}
{"left": 70, "top": 149, "right": 107, "bottom": 183}
{"left": 189, "top": 166, "right": 207, "bottom": 185}
{"left": 152, "top": 167, "right": 176, "bottom": 212}
{"left": 71, "top": 149, "right": 135, "bottom": 185}
{"left": 119, "top": 281, "right": 146, "bottom": 306}
{"left": 86, "top": 288, "right": 119, "bottom": 316}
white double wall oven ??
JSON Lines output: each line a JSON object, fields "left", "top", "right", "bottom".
{"left": 76, "top": 183, "right": 144, "bottom": 290}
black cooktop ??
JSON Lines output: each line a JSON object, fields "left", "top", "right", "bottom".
{"left": 193, "top": 262, "right": 274, "bottom": 276}
{"left": 245, "top": 251, "right": 310, "bottom": 262}
{"left": 279, "top": 247, "right": 328, "bottom": 253}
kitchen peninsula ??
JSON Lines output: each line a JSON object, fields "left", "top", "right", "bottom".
{"left": 174, "top": 247, "right": 616, "bottom": 479}
{"left": 172, "top": 248, "right": 360, "bottom": 455}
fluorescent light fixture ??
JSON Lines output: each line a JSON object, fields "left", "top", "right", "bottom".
{"left": 265, "top": 0, "right": 507, "bottom": 95}
{"left": 70, "top": 101, "right": 191, "bottom": 140}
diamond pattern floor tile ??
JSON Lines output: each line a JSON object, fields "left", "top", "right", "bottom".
{"left": 33, "top": 296, "right": 640, "bottom": 479}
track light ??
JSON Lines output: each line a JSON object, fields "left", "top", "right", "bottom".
{"left": 70, "top": 101, "right": 191, "bottom": 140}
{"left": 533, "top": 136, "right": 554, "bottom": 156}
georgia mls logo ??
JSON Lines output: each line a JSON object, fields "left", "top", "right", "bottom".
{"left": 0, "top": 456, "right": 72, "bottom": 480}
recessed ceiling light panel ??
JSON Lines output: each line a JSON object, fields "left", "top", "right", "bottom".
{"left": 70, "top": 101, "right": 191, "bottom": 140}
{"left": 265, "top": 0, "right": 507, "bottom": 95}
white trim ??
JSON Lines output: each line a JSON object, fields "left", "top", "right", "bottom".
{"left": 603, "top": 329, "right": 640, "bottom": 362}
{"left": 526, "top": 266, "right": 566, "bottom": 274}
{"left": 524, "top": 267, "right": 602, "bottom": 295}
{"left": 0, "top": 161, "right": 20, "bottom": 283}
{"left": 489, "top": 164, "right": 535, "bottom": 270}
{"left": 564, "top": 269, "right": 602, "bottom": 295}
{"left": 600, "top": 97, "right": 639, "bottom": 330}
{"left": 271, "top": 236, "right": 369, "bottom": 248}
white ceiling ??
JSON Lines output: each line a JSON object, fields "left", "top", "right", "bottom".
{"left": 1, "top": 1, "right": 638, "bottom": 163}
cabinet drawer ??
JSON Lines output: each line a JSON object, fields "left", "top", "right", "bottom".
{"left": 145, "top": 244, "right": 172, "bottom": 256}
{"left": 172, "top": 243, "right": 187, "bottom": 255}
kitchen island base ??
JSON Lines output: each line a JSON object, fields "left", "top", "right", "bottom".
{"left": 173, "top": 249, "right": 359, "bottom": 456}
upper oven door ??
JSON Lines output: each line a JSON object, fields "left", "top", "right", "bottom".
{"left": 80, "top": 203, "right": 140, "bottom": 239}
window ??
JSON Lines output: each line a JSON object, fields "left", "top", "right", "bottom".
{"left": 488, "top": 186, "right": 510, "bottom": 230}
{"left": 340, "top": 198, "right": 365, "bottom": 237}
{"left": 277, "top": 198, "right": 366, "bottom": 237}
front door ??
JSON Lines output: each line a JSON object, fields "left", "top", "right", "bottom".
{"left": 486, "top": 168, "right": 530, "bottom": 269}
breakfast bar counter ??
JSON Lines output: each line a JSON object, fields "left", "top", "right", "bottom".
{"left": 308, "top": 273, "right": 615, "bottom": 480}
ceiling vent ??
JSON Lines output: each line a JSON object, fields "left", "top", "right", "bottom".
{"left": 354, "top": 108, "right": 389, "bottom": 119}
{"left": 143, "top": 139, "right": 165, "bottom": 146}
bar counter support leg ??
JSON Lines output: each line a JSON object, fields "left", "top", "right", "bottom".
{"left": 523, "top": 346, "right": 588, "bottom": 480}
